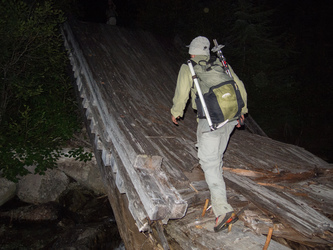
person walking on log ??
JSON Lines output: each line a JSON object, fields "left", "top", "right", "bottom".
{"left": 170, "top": 36, "right": 248, "bottom": 232}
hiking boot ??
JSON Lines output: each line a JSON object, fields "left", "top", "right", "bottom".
{"left": 214, "top": 211, "right": 238, "bottom": 232}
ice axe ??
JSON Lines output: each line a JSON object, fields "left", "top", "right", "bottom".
{"left": 211, "top": 39, "right": 232, "bottom": 78}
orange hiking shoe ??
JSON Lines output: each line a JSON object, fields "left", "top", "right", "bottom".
{"left": 214, "top": 211, "right": 238, "bottom": 232}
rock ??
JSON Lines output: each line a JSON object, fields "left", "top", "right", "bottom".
{"left": 59, "top": 183, "right": 112, "bottom": 223}
{"left": 1, "top": 179, "right": 121, "bottom": 249}
{"left": 51, "top": 221, "right": 121, "bottom": 249}
{"left": 57, "top": 149, "right": 106, "bottom": 195}
{"left": 0, "top": 178, "right": 16, "bottom": 206}
{"left": 0, "top": 203, "right": 59, "bottom": 222}
{"left": 17, "top": 168, "right": 70, "bottom": 204}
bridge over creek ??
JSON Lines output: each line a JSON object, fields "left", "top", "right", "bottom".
{"left": 61, "top": 19, "right": 333, "bottom": 249}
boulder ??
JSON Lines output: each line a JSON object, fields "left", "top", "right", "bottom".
{"left": 17, "top": 167, "right": 70, "bottom": 204}
{"left": 0, "top": 177, "right": 16, "bottom": 206}
{"left": 57, "top": 149, "right": 106, "bottom": 195}
{"left": 0, "top": 203, "right": 59, "bottom": 222}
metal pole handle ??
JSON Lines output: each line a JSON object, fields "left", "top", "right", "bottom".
{"left": 212, "top": 39, "right": 232, "bottom": 78}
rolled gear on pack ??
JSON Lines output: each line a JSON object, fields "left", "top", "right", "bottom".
{"left": 191, "top": 57, "right": 245, "bottom": 126}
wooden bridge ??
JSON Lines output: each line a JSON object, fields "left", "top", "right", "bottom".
{"left": 61, "top": 19, "right": 333, "bottom": 249}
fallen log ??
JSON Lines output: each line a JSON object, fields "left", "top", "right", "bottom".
{"left": 223, "top": 167, "right": 269, "bottom": 178}
{"left": 224, "top": 171, "right": 333, "bottom": 245}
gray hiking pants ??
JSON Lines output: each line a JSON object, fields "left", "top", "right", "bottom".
{"left": 197, "top": 118, "right": 237, "bottom": 217}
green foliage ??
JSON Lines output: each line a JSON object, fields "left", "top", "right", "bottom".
{"left": 61, "top": 147, "right": 93, "bottom": 163}
{"left": 0, "top": 0, "right": 91, "bottom": 182}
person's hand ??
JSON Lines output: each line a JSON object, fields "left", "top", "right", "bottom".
{"left": 172, "top": 115, "right": 180, "bottom": 125}
{"left": 236, "top": 115, "right": 244, "bottom": 128}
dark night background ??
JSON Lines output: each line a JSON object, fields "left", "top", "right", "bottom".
{"left": 72, "top": 0, "right": 333, "bottom": 163}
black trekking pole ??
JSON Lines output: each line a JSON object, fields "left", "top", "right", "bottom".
{"left": 211, "top": 39, "right": 232, "bottom": 78}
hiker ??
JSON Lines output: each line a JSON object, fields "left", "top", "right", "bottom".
{"left": 106, "top": 0, "right": 117, "bottom": 25}
{"left": 170, "top": 36, "right": 248, "bottom": 232}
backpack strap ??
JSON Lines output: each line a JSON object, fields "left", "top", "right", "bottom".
{"left": 208, "top": 55, "right": 217, "bottom": 64}
{"left": 188, "top": 59, "right": 197, "bottom": 88}
{"left": 187, "top": 56, "right": 218, "bottom": 88}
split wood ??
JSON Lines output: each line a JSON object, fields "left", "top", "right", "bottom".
{"left": 202, "top": 199, "right": 209, "bottom": 217}
{"left": 263, "top": 227, "right": 274, "bottom": 250}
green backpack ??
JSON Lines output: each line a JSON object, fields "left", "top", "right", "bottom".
{"left": 191, "top": 57, "right": 245, "bottom": 124}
